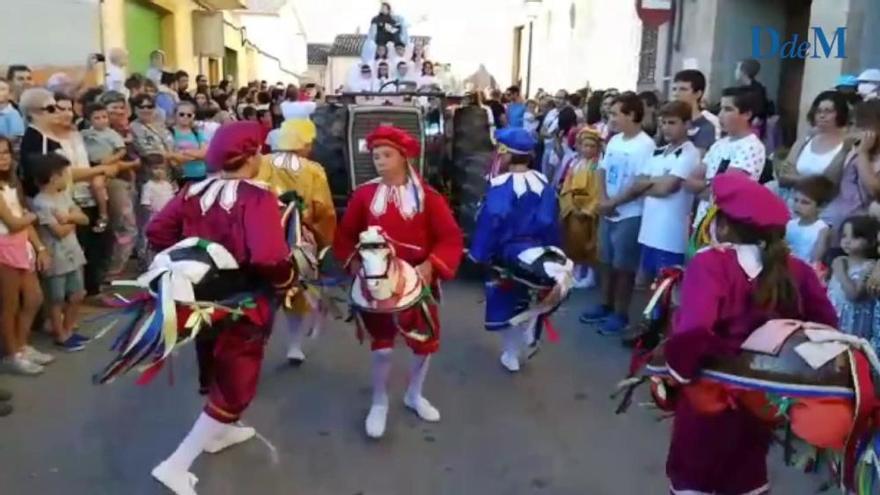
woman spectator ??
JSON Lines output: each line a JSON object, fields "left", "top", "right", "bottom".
{"left": 419, "top": 61, "right": 438, "bottom": 90}
{"left": 52, "top": 93, "right": 117, "bottom": 297}
{"left": 100, "top": 91, "right": 140, "bottom": 277}
{"left": 18, "top": 88, "right": 63, "bottom": 196}
{"left": 370, "top": 3, "right": 405, "bottom": 48}
{"left": 130, "top": 93, "right": 175, "bottom": 262}
{"left": 170, "top": 101, "right": 207, "bottom": 185}
{"left": 823, "top": 100, "right": 880, "bottom": 253}
{"left": 777, "top": 91, "right": 850, "bottom": 207}
{"left": 193, "top": 92, "right": 211, "bottom": 111}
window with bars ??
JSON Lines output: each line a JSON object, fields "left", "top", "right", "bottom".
{"left": 638, "top": 25, "right": 659, "bottom": 85}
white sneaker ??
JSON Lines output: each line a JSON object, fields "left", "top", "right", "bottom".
{"left": 286, "top": 347, "right": 306, "bottom": 366}
{"left": 23, "top": 346, "right": 55, "bottom": 366}
{"left": 151, "top": 461, "right": 198, "bottom": 495}
{"left": 404, "top": 395, "right": 440, "bottom": 422}
{"left": 204, "top": 424, "right": 256, "bottom": 454}
{"left": 365, "top": 404, "right": 388, "bottom": 439}
{"left": 500, "top": 352, "right": 520, "bottom": 372}
{"left": 4, "top": 354, "right": 44, "bottom": 376}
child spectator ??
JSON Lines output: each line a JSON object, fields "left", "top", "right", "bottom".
{"left": 81, "top": 103, "right": 124, "bottom": 232}
{"left": 581, "top": 92, "right": 655, "bottom": 335}
{"left": 0, "top": 137, "right": 50, "bottom": 374}
{"left": 141, "top": 166, "right": 175, "bottom": 220}
{"left": 31, "top": 154, "right": 90, "bottom": 352}
{"left": 785, "top": 176, "right": 834, "bottom": 265}
{"left": 828, "top": 215, "right": 878, "bottom": 340}
{"left": 637, "top": 101, "right": 700, "bottom": 280}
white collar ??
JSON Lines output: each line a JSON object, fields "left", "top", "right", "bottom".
{"left": 701, "top": 243, "right": 763, "bottom": 280}
{"left": 186, "top": 176, "right": 267, "bottom": 215}
{"left": 369, "top": 179, "right": 422, "bottom": 220}
{"left": 490, "top": 170, "right": 547, "bottom": 197}
{"left": 271, "top": 153, "right": 302, "bottom": 172}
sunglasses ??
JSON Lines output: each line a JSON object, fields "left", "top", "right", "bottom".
{"left": 41, "top": 104, "right": 57, "bottom": 114}
{"left": 177, "top": 112, "right": 194, "bottom": 118}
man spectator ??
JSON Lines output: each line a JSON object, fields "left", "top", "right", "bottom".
{"left": 146, "top": 50, "right": 166, "bottom": 85}
{"left": 581, "top": 92, "right": 655, "bottom": 335}
{"left": 505, "top": 85, "right": 526, "bottom": 128}
{"left": 686, "top": 87, "right": 766, "bottom": 229}
{"left": 0, "top": 78, "right": 25, "bottom": 142}
{"left": 396, "top": 61, "right": 417, "bottom": 84}
{"left": 736, "top": 58, "right": 769, "bottom": 134}
{"left": 125, "top": 74, "right": 146, "bottom": 98}
{"left": 6, "top": 65, "right": 33, "bottom": 104}
{"left": 195, "top": 74, "right": 209, "bottom": 95}
{"left": 486, "top": 89, "right": 507, "bottom": 129}
{"left": 857, "top": 68, "right": 880, "bottom": 101}
{"left": 176, "top": 70, "right": 193, "bottom": 102}
{"left": 669, "top": 69, "right": 716, "bottom": 154}
{"left": 105, "top": 47, "right": 129, "bottom": 96}
{"left": 156, "top": 71, "right": 179, "bottom": 123}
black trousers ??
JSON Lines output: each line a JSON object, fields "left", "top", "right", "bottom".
{"left": 76, "top": 206, "right": 113, "bottom": 296}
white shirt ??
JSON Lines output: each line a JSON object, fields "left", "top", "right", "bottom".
{"left": 106, "top": 63, "right": 128, "bottom": 97}
{"left": 786, "top": 218, "right": 828, "bottom": 263}
{"left": 141, "top": 180, "right": 176, "bottom": 214}
{"left": 694, "top": 133, "right": 766, "bottom": 227}
{"left": 599, "top": 131, "right": 656, "bottom": 222}
{"left": 796, "top": 138, "right": 843, "bottom": 177}
{"left": 638, "top": 141, "right": 701, "bottom": 253}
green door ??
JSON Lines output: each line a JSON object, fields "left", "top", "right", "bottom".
{"left": 125, "top": 0, "right": 163, "bottom": 74}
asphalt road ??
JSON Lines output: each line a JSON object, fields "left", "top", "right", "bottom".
{"left": 0, "top": 281, "right": 823, "bottom": 495}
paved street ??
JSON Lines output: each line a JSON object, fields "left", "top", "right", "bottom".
{"left": 0, "top": 281, "right": 822, "bottom": 495}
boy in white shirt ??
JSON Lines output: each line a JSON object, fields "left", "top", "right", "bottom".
{"left": 580, "top": 92, "right": 655, "bottom": 335}
{"left": 638, "top": 101, "right": 701, "bottom": 279}
{"left": 686, "top": 87, "right": 767, "bottom": 230}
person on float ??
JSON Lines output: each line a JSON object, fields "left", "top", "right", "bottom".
{"left": 333, "top": 125, "right": 463, "bottom": 439}
{"left": 663, "top": 172, "right": 837, "bottom": 495}
{"left": 256, "top": 118, "right": 335, "bottom": 365}
{"left": 146, "top": 122, "right": 296, "bottom": 495}
{"left": 468, "top": 127, "right": 562, "bottom": 372}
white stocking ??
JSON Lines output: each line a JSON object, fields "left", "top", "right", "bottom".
{"left": 165, "top": 412, "right": 227, "bottom": 472}
{"left": 501, "top": 327, "right": 523, "bottom": 357}
{"left": 405, "top": 354, "right": 431, "bottom": 402}
{"left": 371, "top": 349, "right": 393, "bottom": 407}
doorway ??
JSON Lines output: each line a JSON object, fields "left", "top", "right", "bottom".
{"left": 512, "top": 26, "right": 524, "bottom": 88}
{"left": 124, "top": 0, "right": 164, "bottom": 74}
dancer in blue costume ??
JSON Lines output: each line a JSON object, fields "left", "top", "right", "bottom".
{"left": 469, "top": 127, "right": 568, "bottom": 372}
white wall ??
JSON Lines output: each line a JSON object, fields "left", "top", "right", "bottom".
{"left": 237, "top": 5, "right": 306, "bottom": 84}
{"left": 0, "top": 0, "right": 101, "bottom": 67}
{"left": 525, "top": 0, "right": 642, "bottom": 93}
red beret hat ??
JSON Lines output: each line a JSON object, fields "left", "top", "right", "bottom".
{"left": 366, "top": 125, "right": 420, "bottom": 158}
{"left": 712, "top": 172, "right": 789, "bottom": 229}
{"left": 205, "top": 122, "right": 264, "bottom": 172}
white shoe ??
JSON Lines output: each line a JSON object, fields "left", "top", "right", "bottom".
{"left": 151, "top": 460, "right": 199, "bottom": 495}
{"left": 4, "top": 354, "right": 44, "bottom": 376}
{"left": 204, "top": 424, "right": 256, "bottom": 454}
{"left": 500, "top": 352, "right": 520, "bottom": 372}
{"left": 23, "top": 346, "right": 55, "bottom": 366}
{"left": 365, "top": 404, "right": 388, "bottom": 439}
{"left": 286, "top": 348, "right": 306, "bottom": 366}
{"left": 404, "top": 395, "right": 440, "bottom": 422}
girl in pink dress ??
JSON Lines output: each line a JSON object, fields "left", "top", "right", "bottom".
{"left": 0, "top": 136, "right": 52, "bottom": 375}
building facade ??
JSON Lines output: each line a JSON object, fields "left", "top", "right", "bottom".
{"left": 511, "top": 0, "right": 644, "bottom": 95}
{"left": 0, "top": 0, "right": 303, "bottom": 88}
{"left": 643, "top": 0, "right": 880, "bottom": 141}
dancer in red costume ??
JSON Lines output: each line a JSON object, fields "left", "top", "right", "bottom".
{"left": 664, "top": 172, "right": 837, "bottom": 495}
{"left": 334, "top": 125, "right": 463, "bottom": 439}
{"left": 146, "top": 122, "right": 296, "bottom": 495}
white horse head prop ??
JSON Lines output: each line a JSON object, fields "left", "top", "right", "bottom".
{"left": 350, "top": 226, "right": 423, "bottom": 312}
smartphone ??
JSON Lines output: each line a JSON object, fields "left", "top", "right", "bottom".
{"left": 93, "top": 53, "right": 106, "bottom": 63}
